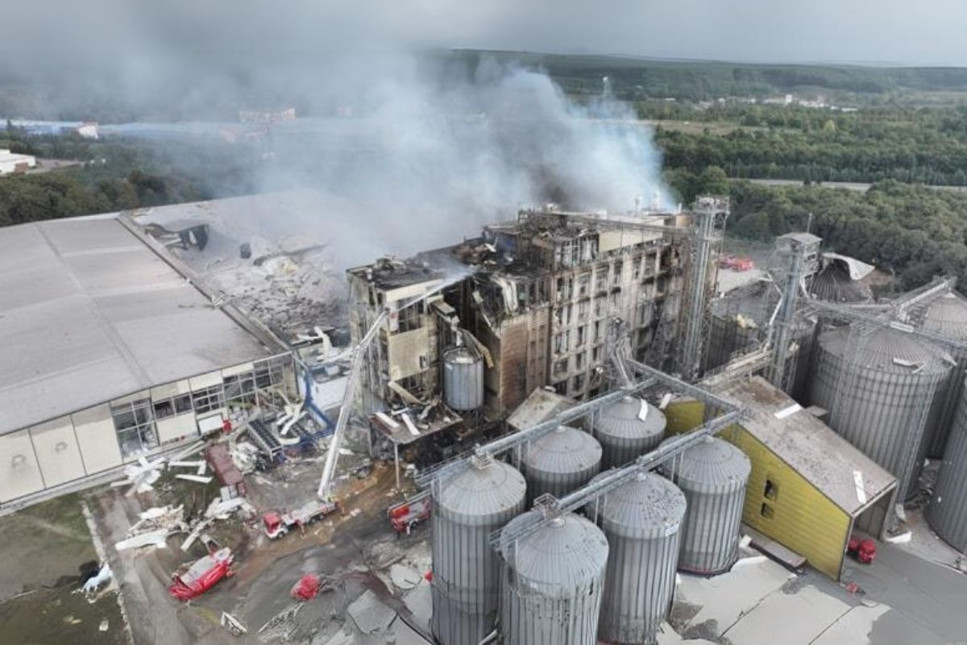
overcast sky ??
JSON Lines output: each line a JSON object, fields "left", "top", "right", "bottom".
{"left": 1, "top": 0, "right": 966, "bottom": 67}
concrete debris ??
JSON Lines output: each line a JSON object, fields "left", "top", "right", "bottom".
{"left": 99, "top": 618, "right": 109, "bottom": 632}
{"left": 115, "top": 529, "right": 169, "bottom": 552}
{"left": 129, "top": 505, "right": 185, "bottom": 536}
{"left": 205, "top": 497, "right": 256, "bottom": 520}
{"left": 231, "top": 442, "right": 260, "bottom": 473}
{"left": 181, "top": 519, "right": 214, "bottom": 552}
{"left": 389, "top": 564, "right": 422, "bottom": 591}
{"left": 885, "top": 531, "right": 913, "bottom": 544}
{"left": 402, "top": 582, "right": 433, "bottom": 633}
{"left": 221, "top": 612, "right": 248, "bottom": 635}
{"left": 176, "top": 474, "right": 214, "bottom": 484}
{"left": 346, "top": 590, "right": 396, "bottom": 635}
{"left": 168, "top": 460, "right": 205, "bottom": 469}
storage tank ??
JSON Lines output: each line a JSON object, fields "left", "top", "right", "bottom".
{"left": 588, "top": 471, "right": 686, "bottom": 645}
{"left": 592, "top": 397, "right": 666, "bottom": 469}
{"left": 809, "top": 326, "right": 953, "bottom": 499}
{"left": 520, "top": 425, "right": 602, "bottom": 504}
{"left": 919, "top": 291, "right": 967, "bottom": 457}
{"left": 443, "top": 346, "right": 485, "bottom": 411}
{"left": 498, "top": 510, "right": 609, "bottom": 645}
{"left": 660, "top": 436, "right": 750, "bottom": 574}
{"left": 927, "top": 379, "right": 967, "bottom": 552}
{"left": 431, "top": 457, "right": 527, "bottom": 645}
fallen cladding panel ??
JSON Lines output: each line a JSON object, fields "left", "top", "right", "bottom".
{"left": 809, "top": 326, "right": 952, "bottom": 499}
{"left": 928, "top": 379, "right": 967, "bottom": 552}
{"left": 498, "top": 510, "right": 609, "bottom": 645}
{"left": 431, "top": 458, "right": 527, "bottom": 645}
{"left": 591, "top": 397, "right": 666, "bottom": 470}
{"left": 660, "top": 435, "right": 750, "bottom": 574}
{"left": 587, "top": 471, "right": 686, "bottom": 645}
{"left": 919, "top": 291, "right": 967, "bottom": 458}
{"left": 519, "top": 425, "right": 602, "bottom": 504}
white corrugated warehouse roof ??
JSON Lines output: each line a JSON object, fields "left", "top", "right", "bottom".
{"left": 0, "top": 215, "right": 283, "bottom": 435}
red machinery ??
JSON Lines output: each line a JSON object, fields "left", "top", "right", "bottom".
{"left": 169, "top": 547, "right": 234, "bottom": 601}
{"left": 262, "top": 499, "right": 340, "bottom": 539}
{"left": 388, "top": 497, "right": 431, "bottom": 535}
{"left": 847, "top": 535, "right": 877, "bottom": 564}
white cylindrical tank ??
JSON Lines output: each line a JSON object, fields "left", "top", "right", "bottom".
{"left": 661, "top": 436, "right": 750, "bottom": 574}
{"left": 520, "top": 425, "right": 602, "bottom": 504}
{"left": 443, "top": 346, "right": 485, "bottom": 411}
{"left": 589, "top": 471, "right": 686, "bottom": 645}
{"left": 499, "top": 510, "right": 609, "bottom": 645}
{"left": 592, "top": 397, "right": 666, "bottom": 469}
{"left": 431, "top": 458, "right": 527, "bottom": 645}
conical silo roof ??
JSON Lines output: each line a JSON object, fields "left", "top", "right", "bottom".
{"left": 594, "top": 471, "right": 686, "bottom": 537}
{"left": 922, "top": 292, "right": 967, "bottom": 341}
{"left": 663, "top": 436, "right": 751, "bottom": 494}
{"left": 501, "top": 511, "right": 609, "bottom": 591}
{"left": 818, "top": 326, "right": 952, "bottom": 376}
{"left": 595, "top": 397, "right": 666, "bottom": 441}
{"left": 434, "top": 459, "right": 527, "bottom": 524}
{"left": 522, "top": 426, "right": 602, "bottom": 477}
{"left": 809, "top": 263, "right": 872, "bottom": 303}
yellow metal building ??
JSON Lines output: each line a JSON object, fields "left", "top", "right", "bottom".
{"left": 666, "top": 376, "right": 897, "bottom": 580}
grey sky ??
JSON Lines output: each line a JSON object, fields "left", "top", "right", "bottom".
{"left": 1, "top": 1, "right": 965, "bottom": 66}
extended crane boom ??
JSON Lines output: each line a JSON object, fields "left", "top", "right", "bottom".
{"left": 317, "top": 310, "right": 387, "bottom": 500}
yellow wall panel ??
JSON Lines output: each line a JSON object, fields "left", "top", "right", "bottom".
{"left": 664, "top": 399, "right": 706, "bottom": 435}
{"left": 728, "top": 429, "right": 850, "bottom": 580}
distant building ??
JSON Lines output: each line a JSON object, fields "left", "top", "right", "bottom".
{"left": 238, "top": 107, "right": 296, "bottom": 124}
{"left": 0, "top": 149, "right": 36, "bottom": 175}
{"left": 74, "top": 122, "right": 100, "bottom": 139}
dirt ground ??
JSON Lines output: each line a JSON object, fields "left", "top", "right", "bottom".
{"left": 0, "top": 494, "right": 128, "bottom": 645}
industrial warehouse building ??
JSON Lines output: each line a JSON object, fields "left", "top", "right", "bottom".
{"left": 0, "top": 215, "right": 294, "bottom": 509}
{"left": 666, "top": 376, "right": 898, "bottom": 579}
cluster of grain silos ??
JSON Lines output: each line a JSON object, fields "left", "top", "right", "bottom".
{"left": 589, "top": 471, "right": 686, "bottom": 645}
{"left": 430, "top": 458, "right": 526, "bottom": 645}
{"left": 591, "top": 397, "right": 666, "bottom": 469}
{"left": 928, "top": 379, "right": 967, "bottom": 552}
{"left": 660, "top": 436, "right": 751, "bottom": 574}
{"left": 808, "top": 325, "right": 953, "bottom": 499}
{"left": 519, "top": 425, "right": 602, "bottom": 504}
{"left": 498, "top": 510, "right": 609, "bottom": 645}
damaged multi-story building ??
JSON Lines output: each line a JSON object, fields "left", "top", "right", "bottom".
{"left": 347, "top": 199, "right": 727, "bottom": 463}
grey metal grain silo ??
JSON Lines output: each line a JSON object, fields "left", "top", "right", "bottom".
{"left": 443, "top": 346, "right": 485, "bottom": 411}
{"left": 520, "top": 425, "right": 602, "bottom": 504}
{"left": 587, "top": 471, "right": 686, "bottom": 645}
{"left": 919, "top": 291, "right": 967, "bottom": 457}
{"left": 498, "top": 510, "right": 609, "bottom": 645}
{"left": 431, "top": 457, "right": 527, "bottom": 645}
{"left": 809, "top": 326, "right": 953, "bottom": 499}
{"left": 592, "top": 397, "right": 666, "bottom": 469}
{"left": 927, "top": 379, "right": 967, "bottom": 552}
{"left": 660, "top": 435, "right": 750, "bottom": 574}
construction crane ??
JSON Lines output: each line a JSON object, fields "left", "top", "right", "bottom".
{"left": 317, "top": 309, "right": 386, "bottom": 500}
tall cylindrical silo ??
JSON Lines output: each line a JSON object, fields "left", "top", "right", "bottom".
{"left": 443, "top": 346, "right": 485, "bottom": 411}
{"left": 704, "top": 282, "right": 775, "bottom": 374}
{"left": 919, "top": 291, "right": 967, "bottom": 458}
{"left": 809, "top": 326, "right": 953, "bottom": 499}
{"left": 927, "top": 379, "right": 967, "bottom": 552}
{"left": 660, "top": 435, "right": 750, "bottom": 574}
{"left": 592, "top": 397, "right": 666, "bottom": 469}
{"left": 431, "top": 457, "right": 527, "bottom": 645}
{"left": 520, "top": 425, "right": 602, "bottom": 504}
{"left": 588, "top": 471, "right": 686, "bottom": 645}
{"left": 498, "top": 510, "right": 609, "bottom": 645}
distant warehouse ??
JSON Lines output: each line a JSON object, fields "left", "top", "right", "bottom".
{"left": 0, "top": 148, "right": 37, "bottom": 175}
{"left": 0, "top": 214, "right": 295, "bottom": 510}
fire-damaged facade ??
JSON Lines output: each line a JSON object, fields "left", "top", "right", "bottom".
{"left": 347, "top": 203, "right": 723, "bottom": 461}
